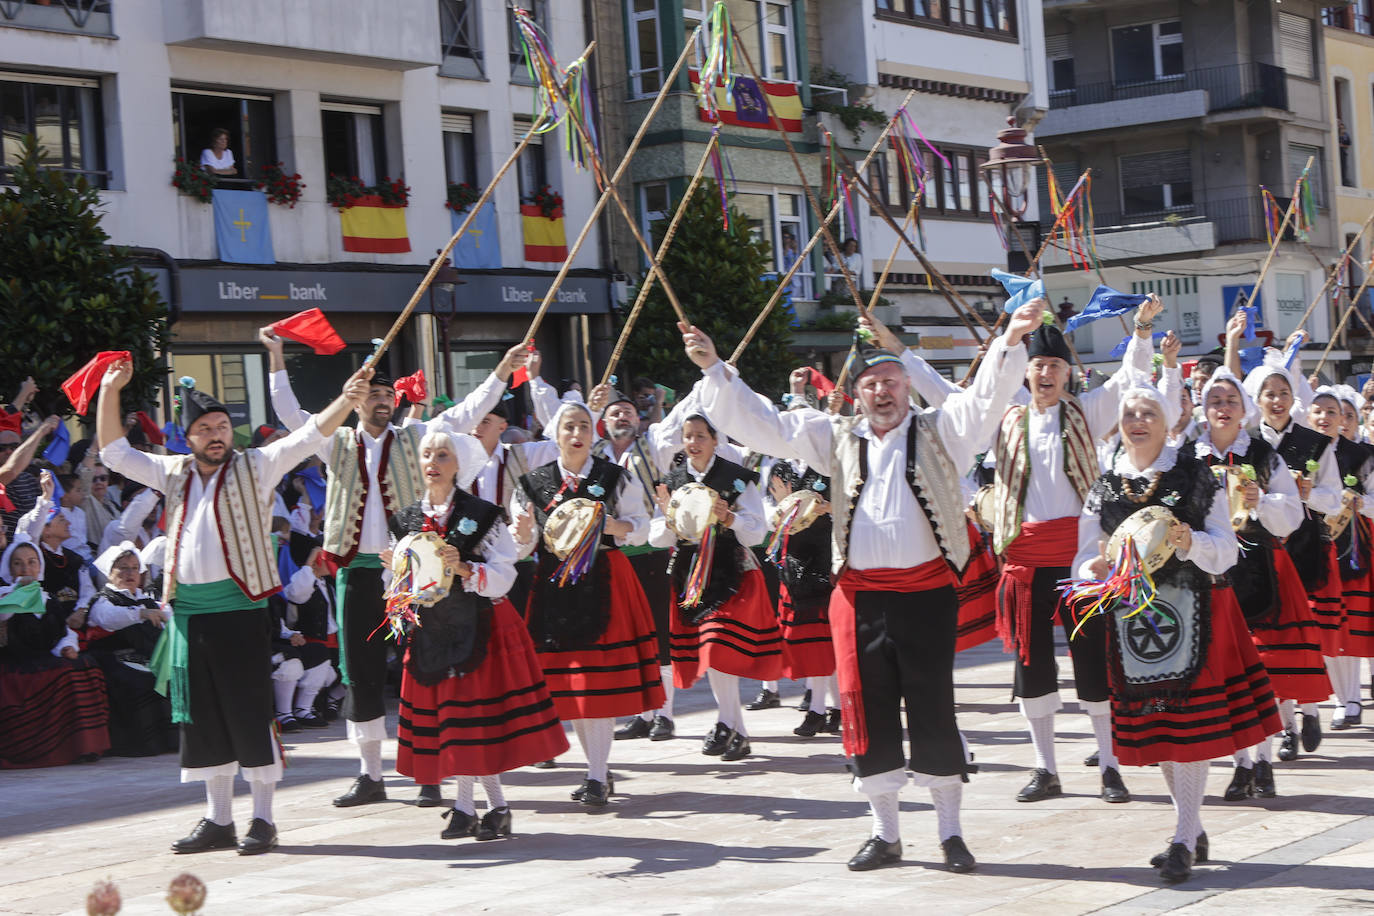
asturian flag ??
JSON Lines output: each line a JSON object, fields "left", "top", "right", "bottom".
{"left": 213, "top": 189, "right": 275, "bottom": 264}
{"left": 452, "top": 201, "right": 502, "bottom": 270}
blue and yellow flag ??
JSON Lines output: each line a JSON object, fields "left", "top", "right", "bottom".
{"left": 213, "top": 189, "right": 275, "bottom": 265}
{"left": 452, "top": 201, "right": 502, "bottom": 270}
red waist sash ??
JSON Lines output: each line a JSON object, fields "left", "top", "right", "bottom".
{"left": 997, "top": 517, "right": 1079, "bottom": 662}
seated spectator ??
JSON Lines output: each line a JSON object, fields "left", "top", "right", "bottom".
{"left": 0, "top": 415, "right": 60, "bottom": 539}
{"left": 139, "top": 536, "right": 167, "bottom": 601}
{"left": 272, "top": 547, "right": 337, "bottom": 731}
{"left": 77, "top": 449, "right": 121, "bottom": 554}
{"left": 85, "top": 542, "right": 176, "bottom": 757}
{"left": 200, "top": 127, "right": 237, "bottom": 176}
{"left": 20, "top": 473, "right": 95, "bottom": 631}
{"left": 97, "top": 483, "right": 160, "bottom": 557}
{"left": 0, "top": 535, "right": 111, "bottom": 768}
{"left": 57, "top": 472, "right": 93, "bottom": 561}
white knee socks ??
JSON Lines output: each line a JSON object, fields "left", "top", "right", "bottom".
{"left": 358, "top": 740, "right": 383, "bottom": 780}
{"left": 806, "top": 676, "right": 827, "bottom": 714}
{"left": 1164, "top": 760, "right": 1208, "bottom": 851}
{"left": 572, "top": 717, "right": 614, "bottom": 783}
{"left": 1081, "top": 700, "right": 1118, "bottom": 772}
{"left": 641, "top": 665, "right": 676, "bottom": 722}
{"left": 868, "top": 791, "right": 900, "bottom": 842}
{"left": 1256, "top": 735, "right": 1274, "bottom": 763}
{"left": 1026, "top": 715, "right": 1057, "bottom": 773}
{"left": 930, "top": 782, "right": 963, "bottom": 841}
{"left": 479, "top": 774, "right": 506, "bottom": 809}
{"left": 763, "top": 680, "right": 779, "bottom": 692}
{"left": 454, "top": 775, "right": 476, "bottom": 815}
{"left": 205, "top": 774, "right": 234, "bottom": 826}
{"left": 250, "top": 780, "right": 274, "bottom": 824}
{"left": 1234, "top": 747, "right": 1253, "bottom": 767}
{"left": 707, "top": 669, "right": 746, "bottom": 736}
{"left": 272, "top": 678, "right": 297, "bottom": 717}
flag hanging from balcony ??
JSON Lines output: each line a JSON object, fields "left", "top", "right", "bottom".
{"left": 521, "top": 204, "right": 567, "bottom": 263}
{"left": 213, "top": 189, "right": 275, "bottom": 265}
{"left": 688, "top": 70, "right": 803, "bottom": 132}
{"left": 452, "top": 202, "right": 503, "bottom": 270}
{"left": 340, "top": 194, "right": 411, "bottom": 254}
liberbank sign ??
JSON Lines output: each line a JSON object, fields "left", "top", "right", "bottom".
{"left": 176, "top": 268, "right": 611, "bottom": 315}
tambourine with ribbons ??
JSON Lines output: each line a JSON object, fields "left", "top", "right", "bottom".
{"left": 543, "top": 497, "right": 606, "bottom": 586}
{"left": 381, "top": 531, "right": 455, "bottom": 639}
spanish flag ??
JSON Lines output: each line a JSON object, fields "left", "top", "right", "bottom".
{"left": 521, "top": 204, "right": 568, "bottom": 263}
{"left": 688, "top": 70, "right": 803, "bottom": 133}
{"left": 340, "top": 194, "right": 411, "bottom": 253}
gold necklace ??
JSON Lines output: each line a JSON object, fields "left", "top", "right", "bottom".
{"left": 1121, "top": 473, "right": 1163, "bottom": 505}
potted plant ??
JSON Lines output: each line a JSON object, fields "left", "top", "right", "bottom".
{"left": 326, "top": 173, "right": 366, "bottom": 209}
{"left": 529, "top": 184, "right": 563, "bottom": 218}
{"left": 446, "top": 181, "right": 480, "bottom": 213}
{"left": 257, "top": 162, "right": 305, "bottom": 208}
{"left": 172, "top": 157, "right": 215, "bottom": 203}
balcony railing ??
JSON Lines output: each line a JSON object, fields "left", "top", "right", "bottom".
{"left": 0, "top": 0, "right": 113, "bottom": 36}
{"left": 1039, "top": 192, "right": 1295, "bottom": 248}
{"left": 1049, "top": 62, "right": 1288, "bottom": 113}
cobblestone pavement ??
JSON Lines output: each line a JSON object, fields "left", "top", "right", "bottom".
{"left": 2, "top": 642, "right": 1372, "bottom": 915}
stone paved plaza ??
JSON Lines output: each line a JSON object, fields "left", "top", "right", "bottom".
{"left": 3, "top": 641, "right": 1373, "bottom": 915}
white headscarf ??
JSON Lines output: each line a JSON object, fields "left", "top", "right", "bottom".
{"left": 1243, "top": 349, "right": 1300, "bottom": 413}
{"left": 547, "top": 393, "right": 595, "bottom": 448}
{"left": 94, "top": 540, "right": 144, "bottom": 580}
{"left": 1200, "top": 367, "right": 1258, "bottom": 428}
{"left": 1, "top": 533, "right": 45, "bottom": 586}
{"left": 1117, "top": 384, "right": 1170, "bottom": 426}
{"left": 1315, "top": 384, "right": 1362, "bottom": 411}
{"left": 418, "top": 430, "right": 489, "bottom": 491}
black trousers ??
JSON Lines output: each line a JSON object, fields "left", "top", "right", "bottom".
{"left": 1012, "top": 566, "right": 1110, "bottom": 703}
{"left": 181, "top": 608, "right": 275, "bottom": 770}
{"left": 850, "top": 584, "right": 967, "bottom": 779}
{"left": 628, "top": 549, "right": 672, "bottom": 664}
{"left": 338, "top": 565, "right": 388, "bottom": 723}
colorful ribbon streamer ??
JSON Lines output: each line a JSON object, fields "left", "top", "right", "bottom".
{"left": 551, "top": 501, "right": 606, "bottom": 587}
{"left": 681, "top": 523, "right": 718, "bottom": 608}
{"left": 512, "top": 8, "right": 599, "bottom": 175}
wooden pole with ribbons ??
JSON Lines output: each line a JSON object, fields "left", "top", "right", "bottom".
{"left": 1244, "top": 156, "right": 1315, "bottom": 312}
{"left": 726, "top": 89, "right": 918, "bottom": 365}
{"left": 521, "top": 32, "right": 702, "bottom": 342}
{"left": 1312, "top": 265, "right": 1374, "bottom": 377}
{"left": 1293, "top": 211, "right": 1374, "bottom": 332}
{"left": 362, "top": 40, "right": 595, "bottom": 370}
{"left": 599, "top": 129, "right": 722, "bottom": 388}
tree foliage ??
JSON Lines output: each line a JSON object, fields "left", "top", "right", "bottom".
{"left": 616, "top": 180, "right": 794, "bottom": 399}
{"left": 0, "top": 135, "right": 169, "bottom": 417}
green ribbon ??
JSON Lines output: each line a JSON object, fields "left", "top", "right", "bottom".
{"left": 618, "top": 543, "right": 667, "bottom": 558}
{"left": 151, "top": 579, "right": 265, "bottom": 724}
{"left": 335, "top": 553, "right": 383, "bottom": 686}
{"left": 0, "top": 581, "right": 45, "bottom": 614}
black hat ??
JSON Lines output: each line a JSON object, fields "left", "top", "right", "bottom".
{"left": 843, "top": 332, "right": 904, "bottom": 386}
{"left": 603, "top": 389, "right": 635, "bottom": 410}
{"left": 1194, "top": 347, "right": 1225, "bottom": 370}
{"left": 369, "top": 373, "right": 395, "bottom": 390}
{"left": 178, "top": 376, "right": 229, "bottom": 430}
{"left": 1025, "top": 325, "right": 1073, "bottom": 363}
{"left": 485, "top": 402, "right": 509, "bottom": 422}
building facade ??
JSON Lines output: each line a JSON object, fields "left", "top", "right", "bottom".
{"left": 0, "top": 0, "right": 609, "bottom": 433}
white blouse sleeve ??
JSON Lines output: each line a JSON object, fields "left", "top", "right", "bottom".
{"left": 462, "top": 519, "right": 518, "bottom": 599}
{"left": 1176, "top": 479, "right": 1240, "bottom": 575}
{"left": 725, "top": 480, "right": 768, "bottom": 548}
{"left": 1306, "top": 442, "right": 1343, "bottom": 516}
{"left": 613, "top": 470, "right": 649, "bottom": 547}
{"left": 1255, "top": 451, "right": 1303, "bottom": 538}
{"left": 87, "top": 594, "right": 143, "bottom": 631}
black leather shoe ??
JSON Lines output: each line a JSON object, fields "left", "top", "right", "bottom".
{"left": 171, "top": 818, "right": 236, "bottom": 854}
{"left": 1084, "top": 751, "right": 1099, "bottom": 767}
{"left": 614, "top": 717, "right": 651, "bottom": 740}
{"left": 720, "top": 732, "right": 751, "bottom": 761}
{"left": 416, "top": 784, "right": 443, "bottom": 807}
{"left": 1277, "top": 729, "right": 1299, "bottom": 761}
{"left": 746, "top": 689, "right": 780, "bottom": 711}
{"left": 702, "top": 722, "right": 735, "bottom": 756}
{"left": 648, "top": 715, "right": 675, "bottom": 740}
{"left": 847, "top": 837, "right": 901, "bottom": 871}
{"left": 941, "top": 835, "right": 976, "bottom": 873}
{"left": 296, "top": 711, "right": 329, "bottom": 729}
{"left": 1150, "top": 832, "right": 1208, "bottom": 866}
{"left": 440, "top": 808, "right": 479, "bottom": 840}
{"left": 1100, "top": 766, "right": 1131, "bottom": 803}
{"left": 571, "top": 772, "right": 614, "bottom": 800}
{"left": 236, "top": 818, "right": 277, "bottom": 856}
{"left": 1253, "top": 759, "right": 1277, "bottom": 798}
{"left": 276, "top": 714, "right": 302, "bottom": 734}
{"left": 1158, "top": 842, "right": 1194, "bottom": 883}
{"left": 1301, "top": 713, "right": 1322, "bottom": 752}
{"left": 322, "top": 697, "right": 342, "bottom": 721}
{"left": 1223, "top": 765, "right": 1254, "bottom": 801}
{"left": 531, "top": 758, "right": 557, "bottom": 769}
{"left": 823, "top": 708, "right": 842, "bottom": 734}
{"left": 1016, "top": 768, "right": 1062, "bottom": 802}
{"left": 1347, "top": 704, "right": 1362, "bottom": 727}
{"left": 333, "top": 775, "right": 387, "bottom": 807}
{"left": 794, "top": 710, "right": 826, "bottom": 737}
{"left": 476, "top": 805, "right": 512, "bottom": 840}
{"left": 580, "top": 779, "right": 610, "bottom": 808}
{"left": 796, "top": 688, "right": 812, "bottom": 711}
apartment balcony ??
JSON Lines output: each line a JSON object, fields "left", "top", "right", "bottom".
{"left": 0, "top": 0, "right": 112, "bottom": 37}
{"left": 1039, "top": 63, "right": 1288, "bottom": 138}
{"left": 163, "top": 0, "right": 441, "bottom": 70}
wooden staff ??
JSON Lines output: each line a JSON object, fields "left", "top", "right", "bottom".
{"left": 522, "top": 33, "right": 700, "bottom": 341}
{"left": 1293, "top": 212, "right": 1374, "bottom": 331}
{"left": 727, "top": 90, "right": 918, "bottom": 364}
{"left": 1244, "top": 156, "right": 1315, "bottom": 311}
{"left": 363, "top": 40, "right": 594, "bottom": 370}
{"left": 599, "top": 130, "right": 721, "bottom": 388}
{"left": 1311, "top": 272, "right": 1372, "bottom": 378}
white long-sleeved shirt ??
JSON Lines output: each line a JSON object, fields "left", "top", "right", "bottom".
{"left": 414, "top": 487, "right": 520, "bottom": 598}
{"left": 1258, "top": 419, "right": 1342, "bottom": 516}
{"left": 1073, "top": 444, "right": 1239, "bottom": 579}
{"left": 510, "top": 454, "right": 651, "bottom": 559}
{"left": 88, "top": 586, "right": 169, "bottom": 631}
{"left": 100, "top": 418, "right": 326, "bottom": 588}
{"left": 1192, "top": 429, "right": 1302, "bottom": 537}
{"left": 697, "top": 335, "right": 1028, "bottom": 570}
{"left": 98, "top": 487, "right": 160, "bottom": 556}
{"left": 648, "top": 454, "right": 767, "bottom": 549}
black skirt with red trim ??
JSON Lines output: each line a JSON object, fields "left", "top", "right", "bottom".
{"left": 1249, "top": 549, "right": 1333, "bottom": 704}
{"left": 670, "top": 566, "right": 784, "bottom": 688}
{"left": 0, "top": 655, "right": 110, "bottom": 769}
{"left": 397, "top": 597, "right": 568, "bottom": 781}
{"left": 1112, "top": 586, "right": 1282, "bottom": 766}
{"left": 955, "top": 525, "right": 1000, "bottom": 653}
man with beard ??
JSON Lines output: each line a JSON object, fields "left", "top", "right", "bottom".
{"left": 681, "top": 304, "right": 1042, "bottom": 873}
{"left": 97, "top": 360, "right": 369, "bottom": 855}
{"left": 262, "top": 329, "right": 529, "bottom": 808}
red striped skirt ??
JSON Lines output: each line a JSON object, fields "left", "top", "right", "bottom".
{"left": 671, "top": 567, "right": 785, "bottom": 688}
{"left": 0, "top": 658, "right": 110, "bottom": 769}
{"left": 955, "top": 528, "right": 1000, "bottom": 653}
{"left": 1304, "top": 541, "right": 1346, "bottom": 656}
{"left": 1250, "top": 549, "right": 1333, "bottom": 704}
{"left": 397, "top": 598, "right": 569, "bottom": 781}
{"left": 777, "top": 581, "right": 835, "bottom": 680}
{"left": 1112, "top": 587, "right": 1282, "bottom": 766}
{"left": 535, "top": 549, "right": 666, "bottom": 721}
{"left": 1338, "top": 551, "right": 1374, "bottom": 657}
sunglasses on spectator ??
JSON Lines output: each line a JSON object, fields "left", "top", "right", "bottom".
{"left": 0, "top": 443, "right": 16, "bottom": 451}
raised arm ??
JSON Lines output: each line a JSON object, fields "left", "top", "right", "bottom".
{"left": 261, "top": 327, "right": 314, "bottom": 434}
{"left": 0, "top": 415, "right": 59, "bottom": 485}
{"left": 97, "top": 360, "right": 175, "bottom": 493}
{"left": 256, "top": 367, "right": 372, "bottom": 486}
{"left": 425, "top": 341, "right": 529, "bottom": 437}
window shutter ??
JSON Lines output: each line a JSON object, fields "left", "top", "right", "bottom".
{"left": 514, "top": 117, "right": 543, "bottom": 145}
{"left": 1037, "top": 160, "right": 1080, "bottom": 219}
{"left": 1120, "top": 150, "right": 1190, "bottom": 189}
{"left": 1288, "top": 143, "right": 1324, "bottom": 206}
{"left": 1279, "top": 13, "right": 1313, "bottom": 79}
{"left": 1045, "top": 33, "right": 1069, "bottom": 58}
{"left": 442, "top": 112, "right": 473, "bottom": 133}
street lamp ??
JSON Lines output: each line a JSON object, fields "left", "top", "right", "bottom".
{"left": 979, "top": 116, "right": 1047, "bottom": 219}
{"left": 427, "top": 251, "right": 463, "bottom": 400}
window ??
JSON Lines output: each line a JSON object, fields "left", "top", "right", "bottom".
{"left": 879, "top": 142, "right": 990, "bottom": 218}
{"left": 1288, "top": 143, "right": 1325, "bottom": 208}
{"left": 627, "top": 0, "right": 662, "bottom": 97}
{"left": 1046, "top": 34, "right": 1074, "bottom": 94}
{"left": 775, "top": 191, "right": 814, "bottom": 299}
{"left": 1336, "top": 78, "right": 1355, "bottom": 188}
{"left": 508, "top": 0, "right": 549, "bottom": 83}
{"left": 876, "top": 0, "right": 1017, "bottom": 40}
{"left": 514, "top": 117, "right": 547, "bottom": 202}
{"left": 1120, "top": 150, "right": 1192, "bottom": 215}
{"left": 172, "top": 89, "right": 276, "bottom": 184}
{"left": 1278, "top": 13, "right": 1314, "bottom": 80}
{"left": 1111, "top": 20, "right": 1183, "bottom": 85}
{"left": 321, "top": 102, "right": 386, "bottom": 186}
{"left": 439, "top": 0, "right": 484, "bottom": 80}
{"left": 685, "top": 1, "right": 795, "bottom": 81}
{"left": 442, "top": 112, "right": 477, "bottom": 188}
{"left": 0, "top": 71, "right": 105, "bottom": 186}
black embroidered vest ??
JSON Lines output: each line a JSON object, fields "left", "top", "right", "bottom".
{"left": 87, "top": 586, "right": 162, "bottom": 660}
{"left": 1332, "top": 437, "right": 1374, "bottom": 580}
{"left": 1095, "top": 448, "right": 1216, "bottom": 590}
{"left": 1272, "top": 422, "right": 1334, "bottom": 591}
{"left": 1195, "top": 437, "right": 1279, "bottom": 627}
{"left": 767, "top": 463, "right": 833, "bottom": 616}
{"left": 662, "top": 457, "right": 759, "bottom": 625}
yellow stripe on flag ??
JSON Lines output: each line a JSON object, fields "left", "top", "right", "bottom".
{"left": 521, "top": 204, "right": 568, "bottom": 262}
{"left": 340, "top": 196, "right": 410, "bottom": 253}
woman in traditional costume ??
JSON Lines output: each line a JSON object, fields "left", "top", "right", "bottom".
{"left": 386, "top": 431, "right": 567, "bottom": 840}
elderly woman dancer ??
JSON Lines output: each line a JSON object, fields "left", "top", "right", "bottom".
{"left": 385, "top": 431, "right": 567, "bottom": 841}
{"left": 1071, "top": 386, "right": 1281, "bottom": 883}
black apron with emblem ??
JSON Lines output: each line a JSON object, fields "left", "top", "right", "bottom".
{"left": 663, "top": 457, "right": 758, "bottom": 626}
{"left": 767, "top": 463, "right": 833, "bottom": 621}
{"left": 1274, "top": 422, "right": 1336, "bottom": 592}
{"left": 1198, "top": 437, "right": 1280, "bottom": 628}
